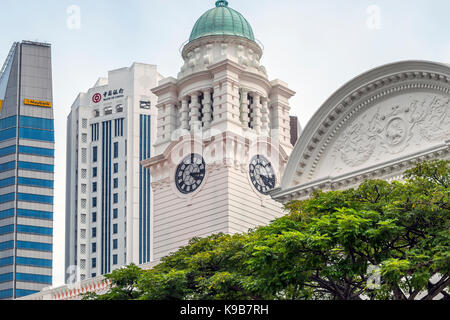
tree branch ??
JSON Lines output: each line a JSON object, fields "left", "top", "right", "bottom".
{"left": 422, "top": 276, "right": 450, "bottom": 301}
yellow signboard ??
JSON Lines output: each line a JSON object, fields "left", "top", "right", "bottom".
{"left": 0, "top": 100, "right": 3, "bottom": 112}
{"left": 24, "top": 99, "right": 52, "bottom": 108}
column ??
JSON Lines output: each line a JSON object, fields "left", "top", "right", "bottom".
{"left": 180, "top": 97, "right": 189, "bottom": 131}
{"left": 155, "top": 103, "right": 166, "bottom": 144}
{"left": 240, "top": 88, "right": 249, "bottom": 130}
{"left": 261, "top": 97, "right": 269, "bottom": 136}
{"left": 166, "top": 102, "right": 178, "bottom": 140}
{"left": 202, "top": 88, "right": 213, "bottom": 129}
{"left": 269, "top": 80, "right": 296, "bottom": 154}
{"left": 189, "top": 92, "right": 201, "bottom": 133}
{"left": 250, "top": 92, "right": 262, "bottom": 135}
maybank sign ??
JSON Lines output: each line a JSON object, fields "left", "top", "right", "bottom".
{"left": 24, "top": 99, "right": 52, "bottom": 108}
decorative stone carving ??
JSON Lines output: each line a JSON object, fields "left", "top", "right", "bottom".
{"left": 333, "top": 120, "right": 376, "bottom": 168}
{"left": 332, "top": 93, "right": 449, "bottom": 171}
{"left": 410, "top": 95, "right": 450, "bottom": 142}
{"left": 273, "top": 61, "right": 450, "bottom": 205}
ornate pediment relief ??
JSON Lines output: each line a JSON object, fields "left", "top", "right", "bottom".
{"left": 321, "top": 92, "right": 449, "bottom": 179}
{"left": 273, "top": 61, "right": 450, "bottom": 203}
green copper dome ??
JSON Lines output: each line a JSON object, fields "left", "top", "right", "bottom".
{"left": 189, "top": 1, "right": 255, "bottom": 43}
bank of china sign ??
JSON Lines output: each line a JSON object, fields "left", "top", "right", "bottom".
{"left": 92, "top": 88, "right": 125, "bottom": 104}
{"left": 24, "top": 99, "right": 52, "bottom": 108}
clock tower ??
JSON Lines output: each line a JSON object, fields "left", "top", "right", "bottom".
{"left": 142, "top": 1, "right": 296, "bottom": 261}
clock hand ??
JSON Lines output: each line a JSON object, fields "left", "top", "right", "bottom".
{"left": 259, "top": 174, "right": 274, "bottom": 187}
{"left": 260, "top": 175, "right": 269, "bottom": 184}
{"left": 190, "top": 172, "right": 203, "bottom": 180}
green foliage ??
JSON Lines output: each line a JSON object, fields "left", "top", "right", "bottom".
{"left": 90, "top": 160, "right": 450, "bottom": 300}
{"left": 82, "top": 263, "right": 142, "bottom": 300}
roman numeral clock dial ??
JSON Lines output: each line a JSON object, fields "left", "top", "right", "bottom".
{"left": 249, "top": 155, "right": 276, "bottom": 195}
{"left": 175, "top": 154, "right": 206, "bottom": 194}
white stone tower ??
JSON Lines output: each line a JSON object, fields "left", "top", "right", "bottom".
{"left": 142, "top": 0, "right": 296, "bottom": 261}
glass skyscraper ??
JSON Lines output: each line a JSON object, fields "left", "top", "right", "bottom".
{"left": 0, "top": 41, "right": 54, "bottom": 300}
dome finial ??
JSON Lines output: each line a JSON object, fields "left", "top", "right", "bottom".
{"left": 215, "top": 0, "right": 228, "bottom": 7}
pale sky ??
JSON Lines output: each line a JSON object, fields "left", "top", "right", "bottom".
{"left": 0, "top": 0, "right": 449, "bottom": 287}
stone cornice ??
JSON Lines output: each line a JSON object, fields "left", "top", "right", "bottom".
{"left": 270, "top": 80, "right": 296, "bottom": 98}
{"left": 151, "top": 77, "right": 178, "bottom": 96}
{"left": 207, "top": 58, "right": 245, "bottom": 75}
{"left": 177, "top": 70, "right": 214, "bottom": 94}
{"left": 181, "top": 35, "right": 263, "bottom": 60}
{"left": 273, "top": 141, "right": 450, "bottom": 203}
{"left": 143, "top": 132, "right": 290, "bottom": 175}
{"left": 239, "top": 71, "right": 273, "bottom": 94}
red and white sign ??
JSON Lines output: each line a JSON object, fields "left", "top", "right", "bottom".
{"left": 92, "top": 93, "right": 102, "bottom": 104}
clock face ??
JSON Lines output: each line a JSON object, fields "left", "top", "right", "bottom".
{"left": 175, "top": 154, "right": 206, "bottom": 194}
{"left": 249, "top": 155, "right": 276, "bottom": 195}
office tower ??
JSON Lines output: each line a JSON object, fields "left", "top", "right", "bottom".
{"left": 0, "top": 41, "right": 55, "bottom": 300}
{"left": 65, "top": 63, "right": 161, "bottom": 282}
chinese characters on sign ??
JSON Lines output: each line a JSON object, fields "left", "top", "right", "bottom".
{"left": 103, "top": 88, "right": 125, "bottom": 101}
{"left": 92, "top": 88, "right": 125, "bottom": 104}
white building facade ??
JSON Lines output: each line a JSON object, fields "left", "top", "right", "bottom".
{"left": 65, "top": 63, "right": 162, "bottom": 282}
{"left": 272, "top": 61, "right": 450, "bottom": 202}
{"left": 141, "top": 0, "right": 296, "bottom": 261}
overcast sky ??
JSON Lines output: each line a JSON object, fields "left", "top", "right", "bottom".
{"left": 0, "top": 0, "right": 449, "bottom": 287}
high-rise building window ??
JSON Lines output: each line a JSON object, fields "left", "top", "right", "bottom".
{"left": 113, "top": 239, "right": 118, "bottom": 250}
{"left": 113, "top": 178, "right": 118, "bottom": 189}
{"left": 113, "top": 194, "right": 118, "bottom": 204}
{"left": 113, "top": 224, "right": 118, "bottom": 234}
{"left": 92, "top": 146, "right": 98, "bottom": 163}
{"left": 92, "top": 243, "right": 97, "bottom": 253}
{"left": 92, "top": 258, "right": 97, "bottom": 269}
{"left": 92, "top": 227, "right": 97, "bottom": 238}
{"left": 114, "top": 142, "right": 119, "bottom": 158}
{"left": 81, "top": 148, "right": 87, "bottom": 163}
{"left": 92, "top": 182, "right": 97, "bottom": 193}
{"left": 113, "top": 163, "right": 118, "bottom": 173}
{"left": 93, "top": 167, "right": 97, "bottom": 178}
{"left": 92, "top": 212, "right": 97, "bottom": 223}
{"left": 91, "top": 123, "right": 99, "bottom": 141}
{"left": 113, "top": 254, "right": 118, "bottom": 265}
{"left": 92, "top": 197, "right": 97, "bottom": 208}
{"left": 113, "top": 208, "right": 118, "bottom": 219}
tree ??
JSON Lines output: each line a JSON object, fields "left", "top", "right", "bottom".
{"left": 83, "top": 263, "right": 142, "bottom": 300}
{"left": 89, "top": 160, "right": 450, "bottom": 300}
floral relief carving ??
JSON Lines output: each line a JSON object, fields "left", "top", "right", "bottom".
{"left": 334, "top": 120, "right": 376, "bottom": 168}
{"left": 409, "top": 95, "right": 450, "bottom": 142}
{"left": 332, "top": 93, "right": 449, "bottom": 170}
